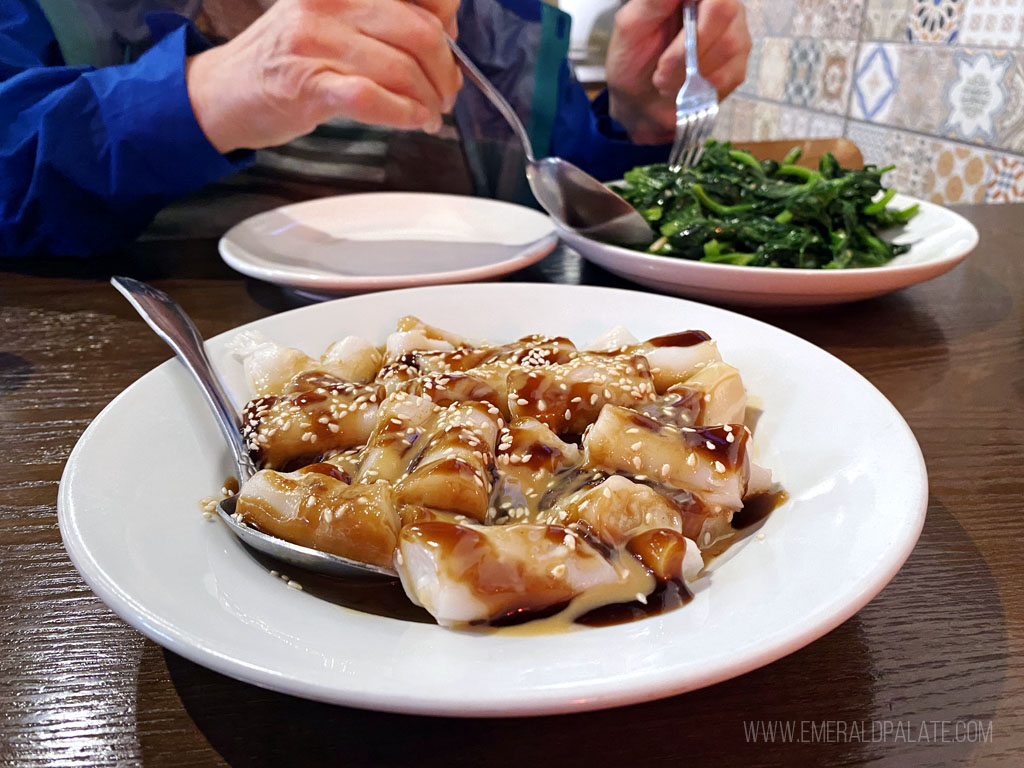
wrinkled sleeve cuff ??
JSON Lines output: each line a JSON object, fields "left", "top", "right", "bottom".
{"left": 84, "top": 14, "right": 253, "bottom": 198}
{"left": 587, "top": 90, "right": 671, "bottom": 176}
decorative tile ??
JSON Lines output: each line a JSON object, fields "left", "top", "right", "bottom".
{"left": 778, "top": 106, "right": 845, "bottom": 138}
{"left": 728, "top": 98, "right": 759, "bottom": 142}
{"left": 865, "top": 0, "right": 911, "bottom": 40}
{"left": 814, "top": 40, "right": 857, "bottom": 115}
{"left": 845, "top": 121, "right": 893, "bottom": 167}
{"left": 751, "top": 102, "right": 783, "bottom": 141}
{"left": 852, "top": 44, "right": 900, "bottom": 122}
{"left": 996, "top": 53, "right": 1024, "bottom": 151}
{"left": 714, "top": 97, "right": 736, "bottom": 140}
{"left": 783, "top": 38, "right": 822, "bottom": 107}
{"left": 764, "top": 0, "right": 799, "bottom": 36}
{"left": 960, "top": 0, "right": 1024, "bottom": 48}
{"left": 737, "top": 37, "right": 764, "bottom": 97}
{"left": 907, "top": 0, "right": 964, "bottom": 43}
{"left": 757, "top": 38, "right": 792, "bottom": 101}
{"left": 793, "top": 0, "right": 865, "bottom": 37}
{"left": 986, "top": 154, "right": 1024, "bottom": 202}
{"left": 742, "top": 0, "right": 768, "bottom": 39}
{"left": 890, "top": 45, "right": 955, "bottom": 133}
{"left": 884, "top": 131, "right": 939, "bottom": 198}
{"left": 926, "top": 141, "right": 992, "bottom": 203}
{"left": 941, "top": 50, "right": 1011, "bottom": 143}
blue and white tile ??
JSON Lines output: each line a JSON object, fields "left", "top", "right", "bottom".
{"left": 907, "top": 0, "right": 964, "bottom": 43}
{"left": 844, "top": 121, "right": 892, "bottom": 168}
{"left": 783, "top": 38, "right": 822, "bottom": 107}
{"left": 851, "top": 44, "right": 900, "bottom": 123}
{"left": 986, "top": 153, "right": 1024, "bottom": 202}
{"left": 941, "top": 49, "right": 1012, "bottom": 144}
{"left": 996, "top": 53, "right": 1024, "bottom": 152}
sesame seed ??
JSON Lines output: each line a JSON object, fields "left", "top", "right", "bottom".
{"left": 726, "top": 432, "right": 735, "bottom": 443}
{"left": 632, "top": 456, "right": 642, "bottom": 469}
{"left": 631, "top": 441, "right": 642, "bottom": 451}
{"left": 706, "top": 440, "right": 716, "bottom": 450}
{"left": 516, "top": 398, "right": 529, "bottom": 406}
{"left": 635, "top": 592, "right": 647, "bottom": 605}
{"left": 661, "top": 463, "right": 671, "bottom": 476}
{"left": 687, "top": 453, "right": 697, "bottom": 467}
{"left": 714, "top": 460, "right": 726, "bottom": 473}
{"left": 287, "top": 580, "right": 302, "bottom": 590}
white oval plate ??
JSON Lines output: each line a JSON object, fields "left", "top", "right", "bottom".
{"left": 219, "top": 193, "right": 558, "bottom": 293}
{"left": 58, "top": 284, "right": 927, "bottom": 716}
{"left": 561, "top": 193, "right": 978, "bottom": 306}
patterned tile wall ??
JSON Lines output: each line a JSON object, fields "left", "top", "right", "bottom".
{"left": 715, "top": 0, "right": 1024, "bottom": 203}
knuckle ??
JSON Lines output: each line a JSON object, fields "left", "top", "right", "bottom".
{"left": 717, "top": 34, "right": 741, "bottom": 61}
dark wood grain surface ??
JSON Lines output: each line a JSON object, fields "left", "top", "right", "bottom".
{"left": 2, "top": 169, "right": 1022, "bottom": 767}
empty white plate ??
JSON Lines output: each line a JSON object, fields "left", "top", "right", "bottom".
{"left": 560, "top": 193, "right": 978, "bottom": 306}
{"left": 219, "top": 193, "right": 558, "bottom": 292}
{"left": 58, "top": 284, "right": 927, "bottom": 716}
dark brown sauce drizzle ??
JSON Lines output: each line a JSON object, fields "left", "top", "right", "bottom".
{"left": 482, "top": 599, "right": 573, "bottom": 627}
{"left": 575, "top": 580, "right": 692, "bottom": 627}
{"left": 732, "top": 489, "right": 789, "bottom": 530}
{"left": 645, "top": 330, "right": 712, "bottom": 348}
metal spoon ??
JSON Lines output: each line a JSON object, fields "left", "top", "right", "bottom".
{"left": 446, "top": 37, "right": 654, "bottom": 247}
{"left": 110, "top": 276, "right": 398, "bottom": 580}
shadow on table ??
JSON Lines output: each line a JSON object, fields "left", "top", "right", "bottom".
{"left": 134, "top": 501, "right": 1007, "bottom": 768}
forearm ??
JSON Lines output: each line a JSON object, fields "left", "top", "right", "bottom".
{"left": 0, "top": 17, "right": 251, "bottom": 258}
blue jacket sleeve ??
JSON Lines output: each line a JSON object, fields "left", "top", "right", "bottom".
{"left": 549, "top": 61, "right": 671, "bottom": 182}
{"left": 0, "top": 3, "right": 253, "bottom": 258}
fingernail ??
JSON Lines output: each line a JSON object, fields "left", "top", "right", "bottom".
{"left": 424, "top": 114, "right": 442, "bottom": 134}
{"left": 443, "top": 94, "right": 457, "bottom": 112}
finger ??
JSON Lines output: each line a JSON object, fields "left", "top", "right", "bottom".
{"left": 654, "top": 1, "right": 749, "bottom": 95}
{"left": 410, "top": 0, "right": 459, "bottom": 37}
{"left": 615, "top": 0, "right": 685, "bottom": 36}
{"left": 705, "top": 48, "right": 749, "bottom": 101}
{"left": 332, "top": 30, "right": 447, "bottom": 118}
{"left": 312, "top": 71, "right": 436, "bottom": 131}
{"left": 355, "top": 0, "right": 461, "bottom": 110}
{"left": 652, "top": 28, "right": 687, "bottom": 95}
{"left": 697, "top": 0, "right": 746, "bottom": 65}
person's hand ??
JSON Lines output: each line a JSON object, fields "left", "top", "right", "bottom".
{"left": 186, "top": 0, "right": 462, "bottom": 153}
{"left": 605, "top": 0, "right": 750, "bottom": 145}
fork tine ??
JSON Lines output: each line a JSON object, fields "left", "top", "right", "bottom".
{"left": 669, "top": 116, "right": 693, "bottom": 171}
{"left": 686, "top": 112, "right": 714, "bottom": 168}
{"left": 680, "top": 114, "right": 706, "bottom": 169}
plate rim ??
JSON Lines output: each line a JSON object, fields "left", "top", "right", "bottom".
{"left": 218, "top": 192, "right": 559, "bottom": 291}
{"left": 560, "top": 193, "right": 978, "bottom": 294}
{"left": 57, "top": 282, "right": 929, "bottom": 716}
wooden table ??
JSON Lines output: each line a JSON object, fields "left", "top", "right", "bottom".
{"left": 2, "top": 172, "right": 1022, "bottom": 766}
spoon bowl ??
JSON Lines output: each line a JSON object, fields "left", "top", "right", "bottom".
{"left": 447, "top": 37, "right": 653, "bottom": 247}
{"left": 111, "top": 276, "right": 399, "bottom": 581}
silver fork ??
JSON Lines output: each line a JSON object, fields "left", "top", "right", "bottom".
{"left": 667, "top": 0, "right": 719, "bottom": 171}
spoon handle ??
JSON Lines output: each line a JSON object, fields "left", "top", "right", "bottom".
{"left": 446, "top": 34, "right": 536, "bottom": 163}
{"left": 110, "top": 276, "right": 256, "bottom": 484}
